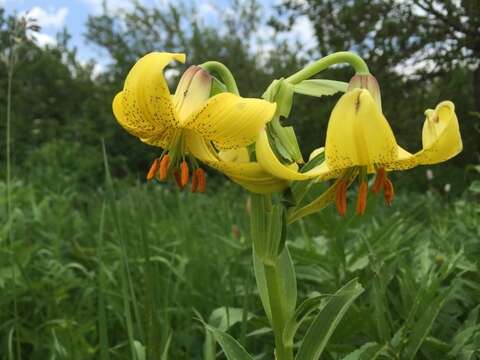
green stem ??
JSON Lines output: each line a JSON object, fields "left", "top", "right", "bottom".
{"left": 251, "top": 194, "right": 294, "bottom": 360}
{"left": 6, "top": 42, "right": 21, "bottom": 360}
{"left": 264, "top": 264, "right": 294, "bottom": 360}
{"left": 285, "top": 51, "right": 369, "bottom": 85}
{"left": 200, "top": 61, "right": 239, "bottom": 95}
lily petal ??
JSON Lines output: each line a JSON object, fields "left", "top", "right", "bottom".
{"left": 186, "top": 131, "right": 289, "bottom": 193}
{"left": 173, "top": 65, "right": 213, "bottom": 121}
{"left": 218, "top": 148, "right": 251, "bottom": 163}
{"left": 387, "top": 101, "right": 462, "bottom": 170}
{"left": 183, "top": 93, "right": 276, "bottom": 149}
{"left": 325, "top": 89, "right": 398, "bottom": 170}
{"left": 256, "top": 130, "right": 340, "bottom": 180}
{"left": 115, "top": 52, "right": 185, "bottom": 138}
{"left": 211, "top": 161, "right": 291, "bottom": 194}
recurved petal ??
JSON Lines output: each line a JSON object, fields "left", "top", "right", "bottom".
{"left": 113, "top": 92, "right": 175, "bottom": 146}
{"left": 173, "top": 66, "right": 213, "bottom": 120}
{"left": 185, "top": 131, "right": 289, "bottom": 193}
{"left": 325, "top": 89, "right": 398, "bottom": 170}
{"left": 218, "top": 148, "right": 251, "bottom": 163}
{"left": 183, "top": 93, "right": 276, "bottom": 149}
{"left": 118, "top": 52, "right": 185, "bottom": 138}
{"left": 256, "top": 130, "right": 340, "bottom": 181}
{"left": 387, "top": 101, "right": 462, "bottom": 170}
{"left": 207, "top": 160, "right": 291, "bottom": 194}
{"left": 113, "top": 92, "right": 144, "bottom": 137}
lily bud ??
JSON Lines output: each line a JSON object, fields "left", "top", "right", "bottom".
{"left": 347, "top": 74, "right": 382, "bottom": 109}
{"left": 174, "top": 65, "right": 213, "bottom": 119}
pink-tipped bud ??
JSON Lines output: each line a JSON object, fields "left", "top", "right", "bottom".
{"left": 348, "top": 74, "right": 382, "bottom": 109}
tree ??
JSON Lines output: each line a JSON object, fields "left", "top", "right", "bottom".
{"left": 274, "top": 0, "right": 479, "bottom": 165}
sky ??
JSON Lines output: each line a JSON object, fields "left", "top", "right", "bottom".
{"left": 2, "top": 0, "right": 317, "bottom": 71}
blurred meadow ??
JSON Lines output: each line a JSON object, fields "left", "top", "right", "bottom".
{"left": 1, "top": 0, "right": 480, "bottom": 359}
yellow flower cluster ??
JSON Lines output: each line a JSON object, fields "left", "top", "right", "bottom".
{"left": 112, "top": 52, "right": 462, "bottom": 215}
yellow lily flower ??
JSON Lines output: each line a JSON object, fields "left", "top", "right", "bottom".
{"left": 112, "top": 52, "right": 288, "bottom": 193}
{"left": 257, "top": 88, "right": 462, "bottom": 214}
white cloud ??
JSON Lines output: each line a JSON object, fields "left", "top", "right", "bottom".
{"left": 17, "top": 6, "right": 68, "bottom": 48}
{"left": 290, "top": 15, "right": 316, "bottom": 47}
{"left": 22, "top": 6, "right": 69, "bottom": 30}
{"left": 198, "top": 2, "right": 217, "bottom": 18}
{"left": 31, "top": 32, "right": 57, "bottom": 47}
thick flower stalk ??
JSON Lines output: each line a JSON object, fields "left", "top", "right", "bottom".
{"left": 112, "top": 52, "right": 288, "bottom": 193}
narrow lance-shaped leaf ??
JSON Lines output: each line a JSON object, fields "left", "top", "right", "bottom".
{"left": 294, "top": 79, "right": 349, "bottom": 97}
{"left": 283, "top": 295, "right": 325, "bottom": 348}
{"left": 253, "top": 246, "right": 297, "bottom": 325}
{"left": 402, "top": 285, "right": 454, "bottom": 360}
{"left": 341, "top": 342, "right": 386, "bottom": 360}
{"left": 205, "top": 325, "right": 254, "bottom": 360}
{"left": 296, "top": 279, "right": 364, "bottom": 360}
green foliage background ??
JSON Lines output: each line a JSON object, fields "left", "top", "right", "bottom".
{"left": 0, "top": 1, "right": 478, "bottom": 187}
{"left": 1, "top": 1, "right": 479, "bottom": 359}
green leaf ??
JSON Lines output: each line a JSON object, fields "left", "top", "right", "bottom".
{"left": 296, "top": 279, "right": 364, "bottom": 360}
{"left": 275, "top": 80, "right": 294, "bottom": 118}
{"left": 208, "top": 307, "right": 254, "bottom": 332}
{"left": 253, "top": 246, "right": 297, "bottom": 324}
{"left": 468, "top": 180, "right": 480, "bottom": 194}
{"left": 253, "top": 250, "right": 272, "bottom": 323}
{"left": 294, "top": 79, "right": 348, "bottom": 97}
{"left": 205, "top": 325, "right": 254, "bottom": 360}
{"left": 402, "top": 285, "right": 454, "bottom": 360}
{"left": 283, "top": 295, "right": 324, "bottom": 347}
{"left": 287, "top": 181, "right": 337, "bottom": 224}
{"left": 262, "top": 78, "right": 294, "bottom": 118}
{"left": 133, "top": 341, "right": 146, "bottom": 360}
{"left": 277, "top": 246, "right": 297, "bottom": 321}
{"left": 270, "top": 121, "right": 304, "bottom": 164}
{"left": 210, "top": 77, "right": 227, "bottom": 96}
{"left": 341, "top": 342, "right": 385, "bottom": 360}
{"left": 250, "top": 195, "right": 286, "bottom": 264}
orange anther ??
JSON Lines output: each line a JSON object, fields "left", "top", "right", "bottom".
{"left": 191, "top": 170, "right": 198, "bottom": 193}
{"left": 372, "top": 168, "right": 386, "bottom": 193}
{"left": 383, "top": 178, "right": 395, "bottom": 206}
{"left": 146, "top": 159, "right": 160, "bottom": 180}
{"left": 173, "top": 170, "right": 184, "bottom": 191}
{"left": 196, "top": 168, "right": 206, "bottom": 193}
{"left": 356, "top": 181, "right": 368, "bottom": 216}
{"left": 159, "top": 154, "right": 170, "bottom": 181}
{"left": 180, "top": 161, "right": 189, "bottom": 187}
{"left": 335, "top": 180, "right": 348, "bottom": 216}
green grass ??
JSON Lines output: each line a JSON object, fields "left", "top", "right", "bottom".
{"left": 1, "top": 161, "right": 479, "bottom": 359}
